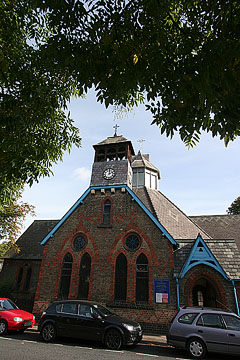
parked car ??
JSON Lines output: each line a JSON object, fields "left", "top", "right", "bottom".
{"left": 167, "top": 306, "right": 240, "bottom": 359}
{"left": 38, "top": 300, "right": 142, "bottom": 350}
{"left": 0, "top": 298, "right": 35, "bottom": 335}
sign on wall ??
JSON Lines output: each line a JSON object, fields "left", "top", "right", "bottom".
{"left": 154, "top": 278, "right": 170, "bottom": 304}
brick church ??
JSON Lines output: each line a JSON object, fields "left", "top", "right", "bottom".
{"left": 1, "top": 132, "right": 240, "bottom": 334}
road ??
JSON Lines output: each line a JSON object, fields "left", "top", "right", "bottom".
{"left": 0, "top": 330, "right": 236, "bottom": 360}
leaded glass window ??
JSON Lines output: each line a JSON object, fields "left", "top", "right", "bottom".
{"left": 114, "top": 253, "right": 127, "bottom": 303}
{"left": 78, "top": 253, "right": 91, "bottom": 300}
{"left": 125, "top": 234, "right": 140, "bottom": 252}
{"left": 73, "top": 235, "right": 86, "bottom": 251}
{"left": 58, "top": 253, "right": 73, "bottom": 299}
{"left": 136, "top": 253, "right": 149, "bottom": 304}
{"left": 103, "top": 199, "right": 111, "bottom": 225}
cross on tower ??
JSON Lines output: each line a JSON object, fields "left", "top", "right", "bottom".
{"left": 113, "top": 124, "right": 119, "bottom": 136}
{"left": 137, "top": 137, "right": 145, "bottom": 153}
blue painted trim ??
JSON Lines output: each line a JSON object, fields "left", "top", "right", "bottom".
{"left": 176, "top": 278, "right": 180, "bottom": 310}
{"left": 40, "top": 187, "right": 91, "bottom": 245}
{"left": 124, "top": 186, "right": 176, "bottom": 245}
{"left": 232, "top": 280, "right": 240, "bottom": 316}
{"left": 41, "top": 184, "right": 176, "bottom": 246}
{"left": 179, "top": 235, "right": 229, "bottom": 280}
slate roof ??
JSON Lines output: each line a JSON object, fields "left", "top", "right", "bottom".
{"left": 133, "top": 187, "right": 211, "bottom": 240}
{"left": 94, "top": 135, "right": 129, "bottom": 146}
{"left": 3, "top": 220, "right": 59, "bottom": 260}
{"left": 174, "top": 238, "right": 240, "bottom": 280}
{"left": 190, "top": 215, "right": 240, "bottom": 251}
{"left": 132, "top": 189, "right": 240, "bottom": 279}
{"left": 93, "top": 135, "right": 135, "bottom": 154}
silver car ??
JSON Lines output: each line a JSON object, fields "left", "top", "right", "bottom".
{"left": 167, "top": 307, "right": 240, "bottom": 359}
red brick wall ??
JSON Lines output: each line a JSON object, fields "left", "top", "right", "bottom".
{"left": 33, "top": 187, "right": 176, "bottom": 332}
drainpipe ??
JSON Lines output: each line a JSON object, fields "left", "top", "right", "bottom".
{"left": 176, "top": 277, "right": 180, "bottom": 310}
{"left": 232, "top": 280, "right": 240, "bottom": 316}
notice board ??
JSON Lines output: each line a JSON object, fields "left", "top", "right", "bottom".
{"left": 154, "top": 278, "right": 170, "bottom": 304}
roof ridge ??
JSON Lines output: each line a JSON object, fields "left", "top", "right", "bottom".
{"left": 190, "top": 214, "right": 240, "bottom": 218}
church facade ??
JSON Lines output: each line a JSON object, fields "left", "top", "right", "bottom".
{"left": 1, "top": 133, "right": 240, "bottom": 334}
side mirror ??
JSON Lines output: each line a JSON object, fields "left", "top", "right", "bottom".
{"left": 92, "top": 312, "right": 102, "bottom": 320}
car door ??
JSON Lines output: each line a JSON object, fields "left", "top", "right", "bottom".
{"left": 222, "top": 314, "right": 240, "bottom": 355}
{"left": 195, "top": 313, "right": 229, "bottom": 354}
{"left": 56, "top": 302, "right": 78, "bottom": 337}
{"left": 74, "top": 304, "right": 104, "bottom": 341}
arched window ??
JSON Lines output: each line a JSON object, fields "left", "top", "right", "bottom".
{"left": 136, "top": 253, "right": 149, "bottom": 304}
{"left": 78, "top": 253, "right": 91, "bottom": 300}
{"left": 16, "top": 267, "right": 23, "bottom": 290}
{"left": 58, "top": 253, "right": 73, "bottom": 299}
{"left": 103, "top": 199, "right": 111, "bottom": 225}
{"left": 24, "top": 267, "right": 32, "bottom": 290}
{"left": 114, "top": 253, "right": 127, "bottom": 303}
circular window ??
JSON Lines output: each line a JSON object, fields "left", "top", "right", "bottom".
{"left": 125, "top": 234, "right": 140, "bottom": 251}
{"left": 73, "top": 235, "right": 86, "bottom": 251}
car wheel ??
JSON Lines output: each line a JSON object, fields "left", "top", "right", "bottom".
{"left": 105, "top": 329, "right": 122, "bottom": 350}
{"left": 0, "top": 320, "right": 8, "bottom": 335}
{"left": 41, "top": 323, "right": 57, "bottom": 342}
{"left": 187, "top": 338, "right": 206, "bottom": 359}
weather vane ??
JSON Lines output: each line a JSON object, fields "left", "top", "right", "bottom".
{"left": 113, "top": 124, "right": 119, "bottom": 136}
{"left": 137, "top": 137, "right": 145, "bottom": 153}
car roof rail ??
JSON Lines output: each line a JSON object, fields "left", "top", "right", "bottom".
{"left": 181, "top": 306, "right": 232, "bottom": 313}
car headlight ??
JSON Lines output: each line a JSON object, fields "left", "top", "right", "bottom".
{"left": 14, "top": 317, "right": 23, "bottom": 322}
{"left": 123, "top": 323, "right": 134, "bottom": 331}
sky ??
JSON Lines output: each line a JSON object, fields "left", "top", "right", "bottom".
{"left": 20, "top": 89, "right": 240, "bottom": 234}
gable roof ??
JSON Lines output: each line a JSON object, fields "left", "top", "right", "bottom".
{"left": 190, "top": 215, "right": 240, "bottom": 251}
{"left": 174, "top": 236, "right": 240, "bottom": 280}
{"left": 179, "top": 235, "right": 229, "bottom": 280}
{"left": 134, "top": 187, "right": 211, "bottom": 240}
{"left": 3, "top": 220, "right": 59, "bottom": 260}
{"left": 41, "top": 185, "right": 177, "bottom": 246}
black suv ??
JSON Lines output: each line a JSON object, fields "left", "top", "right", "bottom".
{"left": 38, "top": 300, "right": 142, "bottom": 350}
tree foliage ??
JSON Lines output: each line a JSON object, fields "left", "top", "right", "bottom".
{"left": 1, "top": 0, "right": 240, "bottom": 205}
{"left": 32, "top": 0, "right": 239, "bottom": 147}
{"left": 0, "top": 241, "right": 12, "bottom": 257}
{"left": 0, "top": 0, "right": 81, "bottom": 207}
{"left": 0, "top": 191, "right": 35, "bottom": 246}
{"left": 227, "top": 196, "right": 240, "bottom": 215}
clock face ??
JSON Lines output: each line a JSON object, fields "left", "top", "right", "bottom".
{"left": 103, "top": 168, "right": 115, "bottom": 180}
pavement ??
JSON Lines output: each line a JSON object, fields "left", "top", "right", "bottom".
{"left": 29, "top": 325, "right": 168, "bottom": 346}
{"left": 141, "top": 335, "right": 168, "bottom": 346}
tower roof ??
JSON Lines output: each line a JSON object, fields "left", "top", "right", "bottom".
{"left": 132, "top": 151, "right": 160, "bottom": 179}
{"left": 93, "top": 135, "right": 135, "bottom": 154}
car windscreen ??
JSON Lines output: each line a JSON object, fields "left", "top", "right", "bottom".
{"left": 92, "top": 304, "right": 116, "bottom": 317}
{"left": 0, "top": 298, "right": 19, "bottom": 311}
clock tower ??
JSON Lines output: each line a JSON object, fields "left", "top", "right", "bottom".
{"left": 90, "top": 132, "right": 135, "bottom": 187}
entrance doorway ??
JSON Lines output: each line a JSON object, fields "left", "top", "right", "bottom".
{"left": 192, "top": 278, "right": 218, "bottom": 307}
